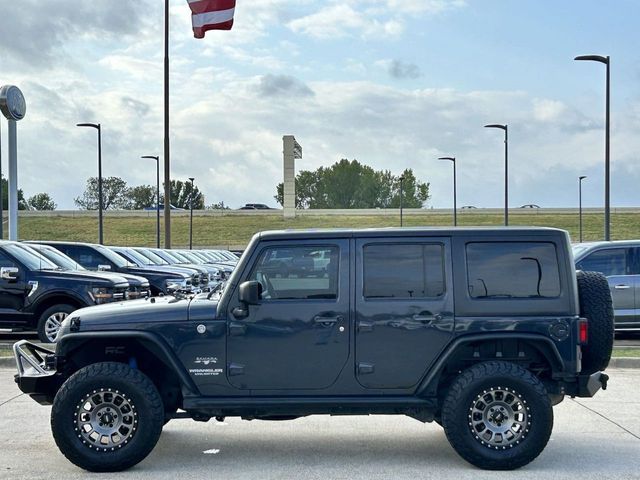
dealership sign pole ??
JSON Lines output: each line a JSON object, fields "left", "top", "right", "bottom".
{"left": 0, "top": 85, "right": 26, "bottom": 241}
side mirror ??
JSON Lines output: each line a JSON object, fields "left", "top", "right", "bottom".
{"left": 98, "top": 264, "right": 112, "bottom": 271}
{"left": 0, "top": 266, "right": 19, "bottom": 281}
{"left": 238, "top": 281, "right": 261, "bottom": 305}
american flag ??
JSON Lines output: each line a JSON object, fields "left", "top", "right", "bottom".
{"left": 187, "top": 0, "right": 235, "bottom": 38}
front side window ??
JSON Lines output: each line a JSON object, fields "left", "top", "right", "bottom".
{"left": 363, "top": 243, "right": 445, "bottom": 299}
{"left": 250, "top": 246, "right": 339, "bottom": 300}
{"left": 467, "top": 242, "right": 561, "bottom": 299}
{"left": 577, "top": 248, "right": 627, "bottom": 277}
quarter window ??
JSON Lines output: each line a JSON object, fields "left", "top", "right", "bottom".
{"left": 466, "top": 242, "right": 561, "bottom": 299}
{"left": 363, "top": 244, "right": 445, "bottom": 298}
{"left": 250, "top": 246, "right": 339, "bottom": 300}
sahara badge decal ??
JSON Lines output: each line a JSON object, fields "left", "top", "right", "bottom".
{"left": 189, "top": 356, "right": 223, "bottom": 376}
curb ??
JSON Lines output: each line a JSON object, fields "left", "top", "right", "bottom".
{"left": 608, "top": 357, "right": 640, "bottom": 369}
{"left": 0, "top": 357, "right": 15, "bottom": 368}
{"left": 2, "top": 356, "right": 639, "bottom": 370}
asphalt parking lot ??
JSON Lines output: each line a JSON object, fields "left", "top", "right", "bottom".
{"left": 0, "top": 368, "right": 639, "bottom": 480}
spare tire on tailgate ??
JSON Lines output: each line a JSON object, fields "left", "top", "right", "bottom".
{"left": 576, "top": 270, "right": 615, "bottom": 374}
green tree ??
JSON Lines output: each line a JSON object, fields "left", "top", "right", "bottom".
{"left": 125, "top": 185, "right": 157, "bottom": 210}
{"left": 275, "top": 159, "right": 430, "bottom": 209}
{"left": 27, "top": 193, "right": 57, "bottom": 211}
{"left": 74, "top": 177, "right": 129, "bottom": 210}
{"left": 166, "top": 180, "right": 205, "bottom": 209}
{"left": 207, "top": 201, "right": 230, "bottom": 210}
{"left": 1, "top": 177, "right": 27, "bottom": 210}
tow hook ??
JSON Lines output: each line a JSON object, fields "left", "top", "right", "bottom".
{"left": 600, "top": 372, "right": 609, "bottom": 391}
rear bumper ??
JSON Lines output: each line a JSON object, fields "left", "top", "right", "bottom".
{"left": 13, "top": 340, "right": 62, "bottom": 405}
{"left": 570, "top": 371, "right": 609, "bottom": 398}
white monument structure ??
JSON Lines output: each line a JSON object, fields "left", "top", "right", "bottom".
{"left": 282, "top": 135, "right": 302, "bottom": 218}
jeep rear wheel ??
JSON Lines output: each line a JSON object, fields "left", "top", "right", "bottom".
{"left": 51, "top": 362, "right": 164, "bottom": 472}
{"left": 37, "top": 304, "right": 76, "bottom": 343}
{"left": 441, "top": 361, "right": 553, "bottom": 470}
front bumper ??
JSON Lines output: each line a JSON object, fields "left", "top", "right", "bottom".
{"left": 13, "top": 340, "right": 62, "bottom": 405}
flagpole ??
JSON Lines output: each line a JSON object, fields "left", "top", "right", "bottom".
{"left": 163, "top": 0, "right": 172, "bottom": 248}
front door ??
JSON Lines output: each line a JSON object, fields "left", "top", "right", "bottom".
{"left": 226, "top": 240, "right": 350, "bottom": 390}
{"left": 0, "top": 250, "right": 28, "bottom": 324}
{"left": 355, "top": 238, "right": 454, "bottom": 389}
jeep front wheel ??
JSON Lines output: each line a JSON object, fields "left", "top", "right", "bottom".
{"left": 51, "top": 362, "right": 164, "bottom": 472}
{"left": 441, "top": 361, "right": 553, "bottom": 470}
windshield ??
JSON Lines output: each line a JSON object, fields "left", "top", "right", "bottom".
{"left": 6, "top": 244, "right": 59, "bottom": 270}
{"left": 95, "top": 245, "right": 130, "bottom": 268}
{"left": 121, "top": 248, "right": 154, "bottom": 266}
{"left": 180, "top": 251, "right": 203, "bottom": 264}
{"left": 30, "top": 245, "right": 85, "bottom": 271}
{"left": 136, "top": 248, "right": 168, "bottom": 265}
{"left": 165, "top": 250, "right": 188, "bottom": 264}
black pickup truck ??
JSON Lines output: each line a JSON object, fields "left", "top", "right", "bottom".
{"left": 13, "top": 228, "right": 614, "bottom": 471}
{"left": 0, "top": 241, "right": 130, "bottom": 343}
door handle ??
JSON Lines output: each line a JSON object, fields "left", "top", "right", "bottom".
{"left": 313, "top": 315, "right": 342, "bottom": 326}
{"left": 412, "top": 313, "right": 443, "bottom": 323}
{"left": 614, "top": 284, "right": 631, "bottom": 290}
{"left": 228, "top": 322, "right": 247, "bottom": 336}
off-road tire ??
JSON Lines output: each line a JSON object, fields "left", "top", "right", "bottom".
{"left": 576, "top": 270, "right": 615, "bottom": 374}
{"left": 51, "top": 362, "right": 164, "bottom": 472}
{"left": 37, "top": 304, "right": 76, "bottom": 343}
{"left": 441, "top": 361, "right": 553, "bottom": 470}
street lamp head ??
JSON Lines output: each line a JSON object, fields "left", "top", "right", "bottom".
{"left": 141, "top": 155, "right": 159, "bottom": 161}
{"left": 77, "top": 122, "right": 99, "bottom": 129}
{"left": 574, "top": 55, "right": 609, "bottom": 64}
{"left": 484, "top": 124, "right": 507, "bottom": 130}
{"left": 189, "top": 177, "right": 195, "bottom": 183}
{"left": 438, "top": 156, "right": 455, "bottom": 162}
{"left": 579, "top": 175, "right": 587, "bottom": 181}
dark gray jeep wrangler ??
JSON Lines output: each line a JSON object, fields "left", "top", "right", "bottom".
{"left": 13, "top": 227, "right": 614, "bottom": 472}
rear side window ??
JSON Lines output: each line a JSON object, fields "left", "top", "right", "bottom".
{"left": 577, "top": 248, "right": 627, "bottom": 276}
{"left": 363, "top": 244, "right": 445, "bottom": 299}
{"left": 466, "top": 242, "right": 560, "bottom": 299}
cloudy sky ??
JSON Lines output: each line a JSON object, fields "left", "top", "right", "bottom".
{"left": 0, "top": 0, "right": 638, "bottom": 209}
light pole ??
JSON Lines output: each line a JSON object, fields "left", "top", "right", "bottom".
{"left": 484, "top": 124, "right": 509, "bottom": 226}
{"left": 189, "top": 177, "right": 195, "bottom": 249}
{"left": 438, "top": 157, "right": 457, "bottom": 226}
{"left": 399, "top": 175, "right": 405, "bottom": 227}
{"left": 142, "top": 155, "right": 161, "bottom": 248}
{"left": 575, "top": 54, "right": 611, "bottom": 241}
{"left": 579, "top": 175, "right": 587, "bottom": 243}
{"left": 77, "top": 122, "right": 103, "bottom": 244}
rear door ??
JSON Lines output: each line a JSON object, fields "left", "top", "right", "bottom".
{"left": 577, "top": 247, "right": 635, "bottom": 327}
{"left": 354, "top": 237, "right": 454, "bottom": 389}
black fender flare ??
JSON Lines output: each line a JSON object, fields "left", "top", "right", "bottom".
{"left": 29, "top": 290, "right": 90, "bottom": 311}
{"left": 56, "top": 331, "right": 199, "bottom": 397}
{"left": 416, "top": 333, "right": 565, "bottom": 397}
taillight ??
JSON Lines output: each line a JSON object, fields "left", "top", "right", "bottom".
{"left": 578, "top": 319, "right": 588, "bottom": 345}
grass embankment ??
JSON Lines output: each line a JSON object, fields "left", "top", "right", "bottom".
{"left": 16, "top": 211, "right": 640, "bottom": 248}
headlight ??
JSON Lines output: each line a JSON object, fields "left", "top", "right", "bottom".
{"left": 165, "top": 278, "right": 191, "bottom": 293}
{"left": 90, "top": 287, "right": 114, "bottom": 304}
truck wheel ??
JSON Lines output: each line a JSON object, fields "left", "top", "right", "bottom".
{"left": 441, "top": 361, "right": 553, "bottom": 470}
{"left": 51, "top": 362, "right": 164, "bottom": 472}
{"left": 577, "top": 270, "right": 615, "bottom": 374}
{"left": 37, "top": 304, "right": 76, "bottom": 343}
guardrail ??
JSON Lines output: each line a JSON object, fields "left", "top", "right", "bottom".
{"left": 13, "top": 207, "right": 640, "bottom": 218}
